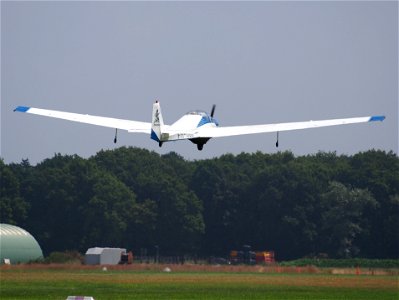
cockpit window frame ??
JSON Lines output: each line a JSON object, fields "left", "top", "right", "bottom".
{"left": 186, "top": 110, "right": 208, "bottom": 117}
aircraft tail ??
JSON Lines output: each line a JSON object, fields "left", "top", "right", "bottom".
{"left": 151, "top": 101, "right": 164, "bottom": 142}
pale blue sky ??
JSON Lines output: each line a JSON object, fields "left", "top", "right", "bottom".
{"left": 2, "top": 1, "right": 397, "bottom": 164}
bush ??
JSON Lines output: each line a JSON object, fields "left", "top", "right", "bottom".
{"left": 279, "top": 258, "right": 399, "bottom": 268}
{"left": 44, "top": 251, "right": 83, "bottom": 264}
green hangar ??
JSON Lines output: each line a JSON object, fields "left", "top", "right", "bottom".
{"left": 0, "top": 224, "right": 43, "bottom": 264}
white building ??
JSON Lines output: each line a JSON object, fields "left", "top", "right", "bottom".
{"left": 84, "top": 247, "right": 126, "bottom": 265}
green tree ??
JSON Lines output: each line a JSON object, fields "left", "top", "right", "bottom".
{"left": 24, "top": 154, "right": 93, "bottom": 253}
{"left": 81, "top": 171, "right": 138, "bottom": 248}
{"left": 92, "top": 147, "right": 204, "bottom": 254}
{"left": 0, "top": 160, "right": 28, "bottom": 225}
{"left": 347, "top": 151, "right": 399, "bottom": 258}
{"left": 191, "top": 156, "right": 248, "bottom": 255}
{"left": 239, "top": 158, "right": 326, "bottom": 259}
{"left": 320, "top": 182, "right": 377, "bottom": 258}
{"left": 2, "top": 148, "right": 397, "bottom": 259}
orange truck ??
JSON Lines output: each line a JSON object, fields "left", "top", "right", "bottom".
{"left": 255, "top": 251, "right": 275, "bottom": 264}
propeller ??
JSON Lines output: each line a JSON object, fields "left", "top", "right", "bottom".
{"left": 210, "top": 104, "right": 216, "bottom": 118}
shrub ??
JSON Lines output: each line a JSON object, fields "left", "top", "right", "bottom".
{"left": 44, "top": 251, "right": 83, "bottom": 264}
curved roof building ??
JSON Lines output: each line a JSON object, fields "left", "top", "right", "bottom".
{"left": 0, "top": 224, "right": 43, "bottom": 264}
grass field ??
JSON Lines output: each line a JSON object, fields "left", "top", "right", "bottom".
{"left": 1, "top": 264, "right": 398, "bottom": 300}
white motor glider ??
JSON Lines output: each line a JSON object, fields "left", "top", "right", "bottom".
{"left": 14, "top": 101, "right": 385, "bottom": 151}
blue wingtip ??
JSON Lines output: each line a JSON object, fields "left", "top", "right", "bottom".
{"left": 14, "top": 106, "right": 31, "bottom": 113}
{"left": 369, "top": 115, "right": 386, "bottom": 122}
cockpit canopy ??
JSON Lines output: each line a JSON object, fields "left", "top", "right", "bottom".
{"left": 185, "top": 110, "right": 219, "bottom": 126}
{"left": 186, "top": 110, "right": 209, "bottom": 116}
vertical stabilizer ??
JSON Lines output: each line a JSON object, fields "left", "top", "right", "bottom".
{"left": 151, "top": 101, "right": 164, "bottom": 142}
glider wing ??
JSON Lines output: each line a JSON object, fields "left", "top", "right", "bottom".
{"left": 14, "top": 106, "right": 151, "bottom": 133}
{"left": 196, "top": 116, "right": 385, "bottom": 138}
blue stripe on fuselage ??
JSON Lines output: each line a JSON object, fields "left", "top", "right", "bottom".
{"left": 197, "top": 116, "right": 219, "bottom": 127}
{"left": 197, "top": 116, "right": 210, "bottom": 127}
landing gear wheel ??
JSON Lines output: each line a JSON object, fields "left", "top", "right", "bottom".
{"left": 159, "top": 142, "right": 163, "bottom": 148}
{"left": 114, "top": 128, "right": 118, "bottom": 144}
{"left": 197, "top": 144, "right": 204, "bottom": 151}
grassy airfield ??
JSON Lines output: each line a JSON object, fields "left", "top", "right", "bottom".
{"left": 1, "top": 264, "right": 398, "bottom": 300}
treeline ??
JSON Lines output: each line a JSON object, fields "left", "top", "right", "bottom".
{"left": 1, "top": 147, "right": 398, "bottom": 260}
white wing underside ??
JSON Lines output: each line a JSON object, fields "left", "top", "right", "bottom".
{"left": 20, "top": 107, "right": 151, "bottom": 133}
{"left": 194, "top": 117, "right": 372, "bottom": 138}
{"left": 15, "top": 106, "right": 382, "bottom": 140}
